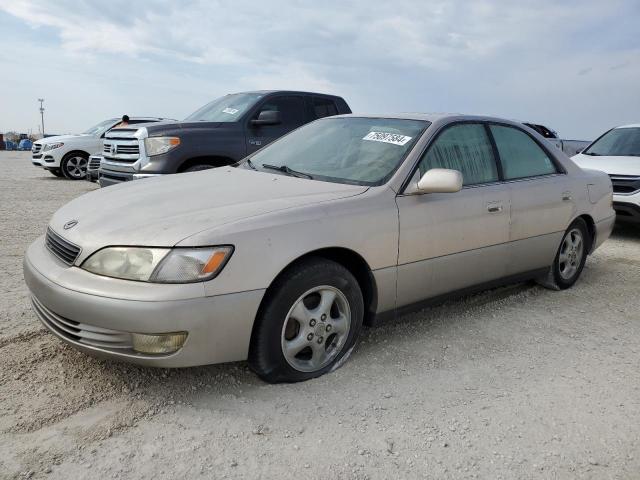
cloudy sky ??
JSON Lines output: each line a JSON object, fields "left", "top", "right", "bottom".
{"left": 0, "top": 0, "right": 638, "bottom": 139}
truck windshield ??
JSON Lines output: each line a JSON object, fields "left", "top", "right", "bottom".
{"left": 584, "top": 127, "right": 640, "bottom": 156}
{"left": 83, "top": 119, "right": 118, "bottom": 136}
{"left": 242, "top": 117, "right": 429, "bottom": 186}
{"left": 184, "top": 93, "right": 264, "bottom": 123}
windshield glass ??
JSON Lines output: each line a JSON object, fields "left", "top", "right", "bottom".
{"left": 184, "top": 93, "right": 264, "bottom": 122}
{"left": 242, "top": 117, "right": 429, "bottom": 186}
{"left": 83, "top": 119, "right": 117, "bottom": 136}
{"left": 584, "top": 127, "right": 640, "bottom": 156}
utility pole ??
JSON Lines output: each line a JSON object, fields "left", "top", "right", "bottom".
{"left": 38, "top": 98, "right": 45, "bottom": 137}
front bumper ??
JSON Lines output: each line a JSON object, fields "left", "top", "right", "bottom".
{"left": 612, "top": 191, "right": 640, "bottom": 224}
{"left": 23, "top": 236, "right": 265, "bottom": 367}
{"left": 32, "top": 148, "right": 63, "bottom": 168}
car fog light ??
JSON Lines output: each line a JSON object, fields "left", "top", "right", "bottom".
{"left": 132, "top": 332, "right": 187, "bottom": 354}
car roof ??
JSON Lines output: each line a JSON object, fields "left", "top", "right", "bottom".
{"left": 231, "top": 90, "right": 344, "bottom": 99}
{"left": 615, "top": 124, "right": 640, "bottom": 129}
{"left": 330, "top": 112, "right": 528, "bottom": 126}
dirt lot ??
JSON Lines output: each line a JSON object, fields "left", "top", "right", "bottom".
{"left": 1, "top": 151, "right": 639, "bottom": 479}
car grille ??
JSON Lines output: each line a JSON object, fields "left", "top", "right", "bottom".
{"left": 31, "top": 296, "right": 133, "bottom": 351}
{"left": 103, "top": 129, "right": 141, "bottom": 164}
{"left": 45, "top": 228, "right": 81, "bottom": 265}
{"left": 88, "top": 156, "right": 102, "bottom": 171}
{"left": 609, "top": 175, "right": 640, "bottom": 195}
{"left": 32, "top": 144, "right": 42, "bottom": 154}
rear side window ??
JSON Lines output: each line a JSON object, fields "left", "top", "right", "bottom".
{"left": 418, "top": 123, "right": 499, "bottom": 185}
{"left": 312, "top": 97, "right": 339, "bottom": 119}
{"left": 490, "top": 125, "right": 558, "bottom": 179}
{"left": 259, "top": 96, "right": 306, "bottom": 129}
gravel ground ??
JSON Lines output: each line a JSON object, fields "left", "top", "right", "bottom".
{"left": 1, "top": 151, "right": 639, "bottom": 480}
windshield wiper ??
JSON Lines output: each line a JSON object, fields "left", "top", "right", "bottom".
{"left": 261, "top": 164, "right": 314, "bottom": 179}
{"left": 582, "top": 151, "right": 600, "bottom": 156}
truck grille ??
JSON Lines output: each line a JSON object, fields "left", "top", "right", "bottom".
{"left": 31, "top": 296, "right": 134, "bottom": 351}
{"left": 609, "top": 175, "right": 640, "bottom": 195}
{"left": 32, "top": 143, "right": 42, "bottom": 154}
{"left": 103, "top": 129, "right": 141, "bottom": 164}
{"left": 45, "top": 228, "right": 81, "bottom": 265}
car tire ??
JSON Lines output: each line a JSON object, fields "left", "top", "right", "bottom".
{"left": 49, "top": 168, "right": 64, "bottom": 178}
{"left": 248, "top": 258, "right": 364, "bottom": 383}
{"left": 537, "top": 218, "right": 590, "bottom": 290}
{"left": 184, "top": 164, "right": 215, "bottom": 172}
{"left": 61, "top": 153, "right": 89, "bottom": 180}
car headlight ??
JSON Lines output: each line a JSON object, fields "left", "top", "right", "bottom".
{"left": 82, "top": 246, "right": 233, "bottom": 283}
{"left": 43, "top": 142, "right": 64, "bottom": 151}
{"left": 144, "top": 137, "right": 181, "bottom": 156}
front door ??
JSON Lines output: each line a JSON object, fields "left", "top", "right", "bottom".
{"left": 396, "top": 123, "right": 511, "bottom": 307}
{"left": 246, "top": 96, "right": 306, "bottom": 154}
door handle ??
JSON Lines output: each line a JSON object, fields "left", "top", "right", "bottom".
{"left": 486, "top": 202, "right": 503, "bottom": 213}
{"left": 562, "top": 191, "right": 572, "bottom": 201}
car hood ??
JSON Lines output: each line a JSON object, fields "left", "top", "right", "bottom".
{"left": 36, "top": 134, "right": 92, "bottom": 144}
{"left": 49, "top": 168, "right": 368, "bottom": 255}
{"left": 572, "top": 153, "right": 640, "bottom": 176}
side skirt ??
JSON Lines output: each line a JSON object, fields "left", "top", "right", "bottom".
{"left": 371, "top": 267, "right": 549, "bottom": 326}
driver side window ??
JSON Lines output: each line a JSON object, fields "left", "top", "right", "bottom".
{"left": 417, "top": 123, "right": 499, "bottom": 186}
{"left": 255, "top": 96, "right": 306, "bottom": 129}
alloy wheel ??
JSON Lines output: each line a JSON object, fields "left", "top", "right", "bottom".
{"left": 558, "top": 228, "right": 584, "bottom": 280}
{"left": 64, "top": 156, "right": 88, "bottom": 179}
{"left": 280, "top": 285, "right": 351, "bottom": 372}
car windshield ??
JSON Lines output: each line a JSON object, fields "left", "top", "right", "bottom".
{"left": 241, "top": 117, "right": 429, "bottom": 186}
{"left": 83, "top": 119, "right": 118, "bottom": 136}
{"left": 184, "top": 93, "right": 264, "bottom": 122}
{"left": 584, "top": 127, "right": 640, "bottom": 156}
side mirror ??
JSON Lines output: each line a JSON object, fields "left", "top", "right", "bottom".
{"left": 251, "top": 110, "right": 281, "bottom": 126}
{"left": 406, "top": 168, "right": 463, "bottom": 194}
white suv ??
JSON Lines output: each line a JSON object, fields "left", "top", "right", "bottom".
{"left": 572, "top": 124, "right": 640, "bottom": 224}
{"left": 31, "top": 117, "right": 167, "bottom": 179}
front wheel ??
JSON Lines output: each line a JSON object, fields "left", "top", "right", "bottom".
{"left": 538, "top": 218, "right": 590, "bottom": 290}
{"left": 184, "top": 164, "right": 215, "bottom": 173}
{"left": 248, "top": 258, "right": 364, "bottom": 383}
{"left": 48, "top": 168, "right": 64, "bottom": 178}
{"left": 61, "top": 153, "right": 88, "bottom": 180}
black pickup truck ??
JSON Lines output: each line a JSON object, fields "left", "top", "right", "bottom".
{"left": 98, "top": 90, "right": 351, "bottom": 186}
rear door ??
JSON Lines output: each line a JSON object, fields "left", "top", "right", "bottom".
{"left": 246, "top": 95, "right": 306, "bottom": 154}
{"left": 488, "top": 124, "right": 574, "bottom": 274}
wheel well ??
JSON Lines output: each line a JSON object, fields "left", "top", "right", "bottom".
{"left": 577, "top": 214, "right": 596, "bottom": 252}
{"left": 62, "top": 150, "right": 89, "bottom": 160}
{"left": 177, "top": 156, "right": 235, "bottom": 172}
{"left": 260, "top": 248, "right": 379, "bottom": 326}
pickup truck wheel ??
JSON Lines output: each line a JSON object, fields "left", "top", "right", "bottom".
{"left": 184, "top": 164, "right": 215, "bottom": 172}
{"left": 48, "top": 168, "right": 64, "bottom": 178}
{"left": 61, "top": 153, "right": 89, "bottom": 180}
{"left": 537, "top": 218, "right": 589, "bottom": 290}
{"left": 249, "top": 258, "right": 364, "bottom": 383}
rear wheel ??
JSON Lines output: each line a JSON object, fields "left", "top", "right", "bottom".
{"left": 537, "top": 218, "right": 589, "bottom": 290}
{"left": 61, "top": 153, "right": 88, "bottom": 180}
{"left": 249, "top": 258, "right": 364, "bottom": 383}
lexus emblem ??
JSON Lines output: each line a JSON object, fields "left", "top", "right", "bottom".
{"left": 63, "top": 220, "right": 78, "bottom": 230}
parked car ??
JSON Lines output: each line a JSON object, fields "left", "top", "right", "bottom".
{"left": 572, "top": 124, "right": 640, "bottom": 223}
{"left": 24, "top": 113, "right": 614, "bottom": 383}
{"left": 31, "top": 117, "right": 170, "bottom": 179}
{"left": 4, "top": 141, "right": 17, "bottom": 150}
{"left": 523, "top": 122, "right": 590, "bottom": 157}
{"left": 98, "top": 90, "right": 351, "bottom": 187}
{"left": 19, "top": 139, "right": 33, "bottom": 151}
{"left": 86, "top": 152, "right": 103, "bottom": 182}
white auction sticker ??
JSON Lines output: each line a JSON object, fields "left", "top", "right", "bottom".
{"left": 363, "top": 131, "right": 412, "bottom": 146}
{"left": 222, "top": 107, "right": 239, "bottom": 115}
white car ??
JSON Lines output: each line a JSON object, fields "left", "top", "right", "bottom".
{"left": 572, "top": 124, "right": 640, "bottom": 224}
{"left": 31, "top": 118, "right": 167, "bottom": 179}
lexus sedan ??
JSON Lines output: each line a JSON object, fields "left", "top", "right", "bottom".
{"left": 24, "top": 114, "right": 615, "bottom": 383}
